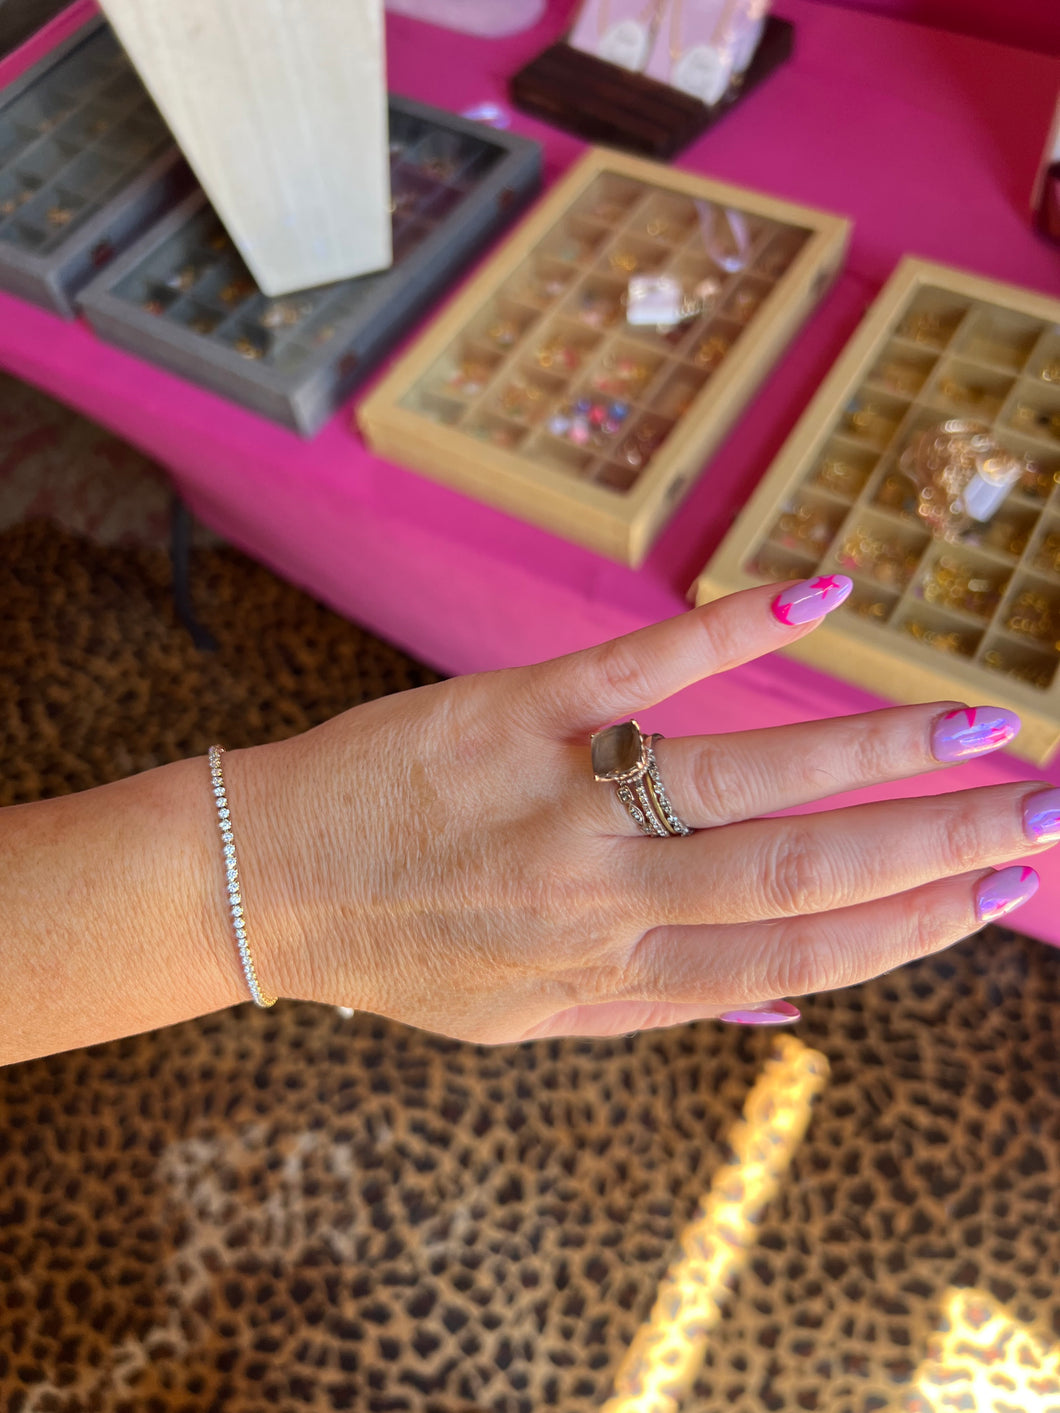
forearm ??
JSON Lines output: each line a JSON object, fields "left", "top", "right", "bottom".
{"left": 0, "top": 753, "right": 256, "bottom": 1066}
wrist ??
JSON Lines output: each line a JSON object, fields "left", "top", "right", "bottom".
{"left": 217, "top": 739, "right": 309, "bottom": 1003}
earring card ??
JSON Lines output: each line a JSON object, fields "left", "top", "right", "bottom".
{"left": 77, "top": 98, "right": 541, "bottom": 436}
{"left": 357, "top": 147, "right": 850, "bottom": 566}
{"left": 510, "top": 16, "right": 793, "bottom": 161}
{"left": 0, "top": 17, "right": 190, "bottom": 317}
{"left": 693, "top": 257, "right": 1060, "bottom": 766}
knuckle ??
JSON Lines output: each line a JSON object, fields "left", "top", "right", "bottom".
{"left": 847, "top": 720, "right": 898, "bottom": 785}
{"left": 688, "top": 744, "right": 752, "bottom": 823}
{"left": 592, "top": 641, "right": 654, "bottom": 707}
{"left": 689, "top": 604, "right": 744, "bottom": 667}
{"left": 900, "top": 887, "right": 959, "bottom": 963}
{"left": 761, "top": 826, "right": 836, "bottom": 916}
{"left": 760, "top": 921, "right": 847, "bottom": 998}
{"left": 937, "top": 807, "right": 990, "bottom": 875}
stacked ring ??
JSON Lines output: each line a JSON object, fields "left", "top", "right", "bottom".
{"left": 591, "top": 720, "right": 694, "bottom": 838}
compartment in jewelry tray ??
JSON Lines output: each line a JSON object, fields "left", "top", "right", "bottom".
{"left": 358, "top": 148, "right": 850, "bottom": 565}
{"left": 78, "top": 96, "right": 542, "bottom": 435}
{"left": 951, "top": 305, "right": 1043, "bottom": 373}
{"left": 1003, "top": 378, "right": 1060, "bottom": 448}
{"left": 0, "top": 17, "right": 192, "bottom": 317}
{"left": 694, "top": 256, "right": 1060, "bottom": 765}
{"left": 921, "top": 356, "right": 1015, "bottom": 422}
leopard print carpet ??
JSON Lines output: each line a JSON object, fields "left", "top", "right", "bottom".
{"left": 1, "top": 519, "right": 1059, "bottom": 1413}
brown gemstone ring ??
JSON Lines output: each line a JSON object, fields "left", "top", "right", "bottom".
{"left": 591, "top": 720, "right": 694, "bottom": 838}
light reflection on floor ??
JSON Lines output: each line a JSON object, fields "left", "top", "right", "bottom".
{"left": 900, "top": 1287, "right": 1060, "bottom": 1413}
{"left": 602, "top": 1035, "right": 830, "bottom": 1413}
{"left": 601, "top": 1034, "right": 1060, "bottom": 1413}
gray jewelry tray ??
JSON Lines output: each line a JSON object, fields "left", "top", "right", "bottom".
{"left": 77, "top": 97, "right": 543, "bottom": 436}
{"left": 0, "top": 17, "right": 191, "bottom": 318}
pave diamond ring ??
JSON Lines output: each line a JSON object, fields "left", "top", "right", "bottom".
{"left": 590, "top": 720, "right": 694, "bottom": 838}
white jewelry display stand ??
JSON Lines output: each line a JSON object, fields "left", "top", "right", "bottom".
{"left": 98, "top": 0, "right": 391, "bottom": 296}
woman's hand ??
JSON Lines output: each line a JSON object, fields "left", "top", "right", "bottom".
{"left": 229, "top": 576, "right": 1059, "bottom": 1043}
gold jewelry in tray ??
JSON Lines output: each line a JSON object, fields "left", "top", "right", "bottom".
{"left": 358, "top": 148, "right": 849, "bottom": 567}
{"left": 693, "top": 257, "right": 1060, "bottom": 766}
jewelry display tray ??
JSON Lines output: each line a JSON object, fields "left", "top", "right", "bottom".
{"left": 358, "top": 148, "right": 850, "bottom": 567}
{"left": 694, "top": 258, "right": 1060, "bottom": 766}
{"left": 77, "top": 100, "right": 542, "bottom": 437}
{"left": 0, "top": 18, "right": 191, "bottom": 318}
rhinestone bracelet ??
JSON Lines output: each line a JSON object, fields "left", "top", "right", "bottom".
{"left": 208, "top": 745, "right": 276, "bottom": 1008}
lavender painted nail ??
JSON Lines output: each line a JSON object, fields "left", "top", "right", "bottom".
{"left": 975, "top": 865, "right": 1039, "bottom": 923}
{"left": 1023, "top": 787, "right": 1060, "bottom": 843}
{"left": 930, "top": 705, "right": 1021, "bottom": 762}
{"left": 771, "top": 575, "right": 853, "bottom": 626}
{"left": 719, "top": 1000, "right": 801, "bottom": 1026}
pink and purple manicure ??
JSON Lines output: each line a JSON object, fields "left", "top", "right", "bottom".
{"left": 1023, "top": 787, "right": 1060, "bottom": 843}
{"left": 930, "top": 706, "right": 1021, "bottom": 762}
{"left": 975, "top": 865, "right": 1039, "bottom": 923}
{"left": 719, "top": 1000, "right": 801, "bottom": 1026}
{"left": 771, "top": 575, "right": 853, "bottom": 626}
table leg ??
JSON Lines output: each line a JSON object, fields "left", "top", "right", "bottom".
{"left": 170, "top": 494, "right": 218, "bottom": 651}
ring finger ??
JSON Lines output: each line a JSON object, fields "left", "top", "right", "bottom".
{"left": 589, "top": 702, "right": 1022, "bottom": 836}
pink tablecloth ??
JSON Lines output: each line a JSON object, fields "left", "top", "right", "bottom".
{"left": 3, "top": 1, "right": 1060, "bottom": 940}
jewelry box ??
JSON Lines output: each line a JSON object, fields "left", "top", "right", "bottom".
{"left": 0, "top": 18, "right": 191, "bottom": 318}
{"left": 693, "top": 257, "right": 1060, "bottom": 766}
{"left": 77, "top": 99, "right": 541, "bottom": 436}
{"left": 357, "top": 148, "right": 850, "bottom": 566}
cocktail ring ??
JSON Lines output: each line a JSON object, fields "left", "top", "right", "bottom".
{"left": 591, "top": 720, "right": 694, "bottom": 838}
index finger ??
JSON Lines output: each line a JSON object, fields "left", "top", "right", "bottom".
{"left": 529, "top": 576, "right": 853, "bottom": 735}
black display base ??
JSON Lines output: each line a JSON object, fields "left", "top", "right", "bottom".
{"left": 510, "top": 16, "right": 794, "bottom": 162}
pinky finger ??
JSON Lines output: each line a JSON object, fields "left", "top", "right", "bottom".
{"left": 633, "top": 864, "right": 1041, "bottom": 1012}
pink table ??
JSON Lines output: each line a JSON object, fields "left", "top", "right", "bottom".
{"left": 3, "top": 2, "right": 1060, "bottom": 940}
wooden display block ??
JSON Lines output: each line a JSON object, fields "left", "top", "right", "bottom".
{"left": 693, "top": 257, "right": 1060, "bottom": 766}
{"left": 358, "top": 148, "right": 850, "bottom": 566}
{"left": 98, "top": 0, "right": 390, "bottom": 295}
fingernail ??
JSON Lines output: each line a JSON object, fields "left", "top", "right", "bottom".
{"left": 771, "top": 575, "right": 852, "bottom": 626}
{"left": 1023, "top": 787, "right": 1060, "bottom": 843}
{"left": 975, "top": 865, "right": 1039, "bottom": 922}
{"left": 931, "top": 706, "right": 1021, "bottom": 762}
{"left": 719, "top": 1000, "right": 801, "bottom": 1026}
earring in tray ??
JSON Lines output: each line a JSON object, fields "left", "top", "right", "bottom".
{"left": 220, "top": 276, "right": 256, "bottom": 306}
{"left": 535, "top": 335, "right": 583, "bottom": 373}
{"left": 692, "top": 333, "right": 731, "bottom": 370}
{"left": 447, "top": 358, "right": 494, "bottom": 396}
{"left": 900, "top": 419, "right": 1027, "bottom": 542}
{"left": 624, "top": 274, "right": 720, "bottom": 332}
{"left": 261, "top": 300, "right": 308, "bottom": 330}
{"left": 487, "top": 317, "right": 520, "bottom": 349}
{"left": 164, "top": 264, "right": 200, "bottom": 294}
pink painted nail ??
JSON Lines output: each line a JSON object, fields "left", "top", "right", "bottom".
{"left": 719, "top": 1000, "right": 801, "bottom": 1026}
{"left": 1023, "top": 787, "right": 1060, "bottom": 843}
{"left": 771, "top": 575, "right": 853, "bottom": 626}
{"left": 975, "top": 865, "right": 1039, "bottom": 923}
{"left": 931, "top": 706, "right": 1021, "bottom": 762}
